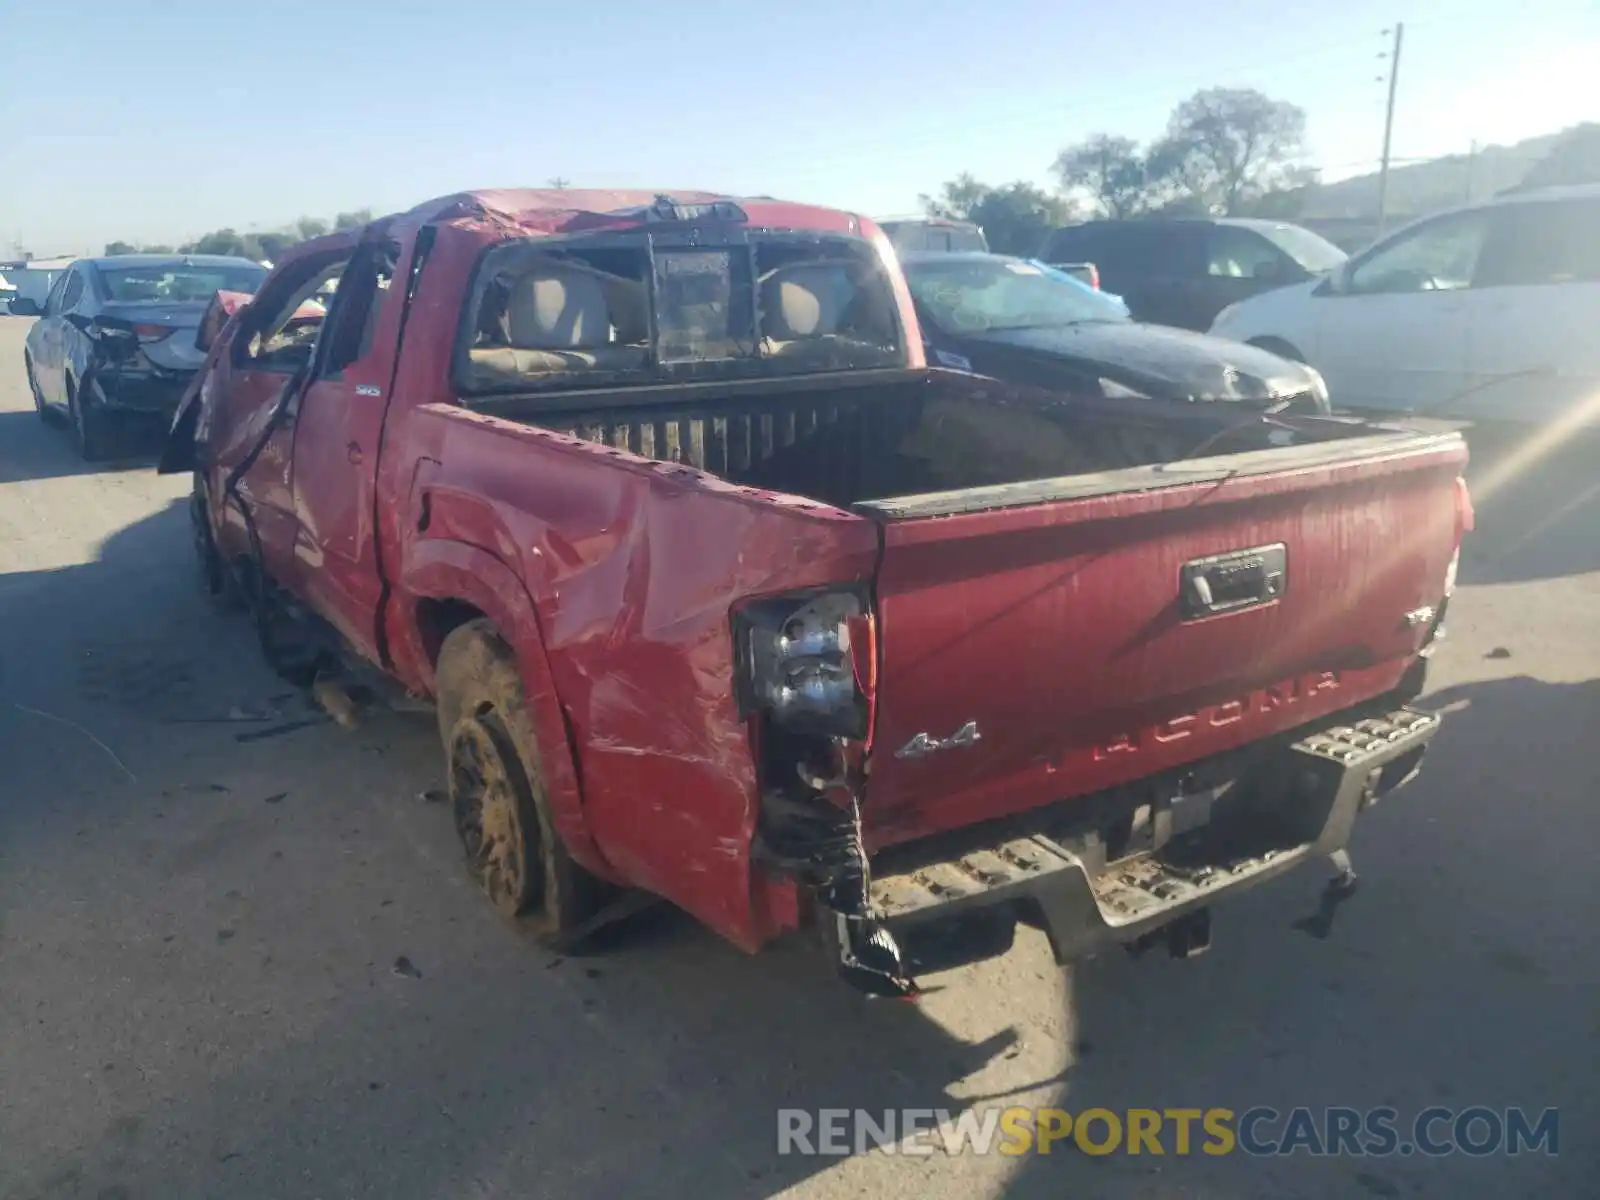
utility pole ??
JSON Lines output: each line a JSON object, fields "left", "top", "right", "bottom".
{"left": 1375, "top": 22, "right": 1405, "bottom": 238}
{"left": 1463, "top": 139, "right": 1479, "bottom": 204}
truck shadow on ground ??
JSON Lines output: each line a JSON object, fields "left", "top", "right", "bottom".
{"left": 997, "top": 671, "right": 1599, "bottom": 1200}
{"left": 4, "top": 505, "right": 1594, "bottom": 1199}
{"left": 0, "top": 407, "right": 163, "bottom": 484}
{"left": 0, "top": 500, "right": 1059, "bottom": 1200}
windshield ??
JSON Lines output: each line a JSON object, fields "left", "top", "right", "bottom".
{"left": 1254, "top": 223, "right": 1347, "bottom": 274}
{"left": 904, "top": 255, "right": 1130, "bottom": 334}
{"left": 96, "top": 262, "right": 268, "bottom": 304}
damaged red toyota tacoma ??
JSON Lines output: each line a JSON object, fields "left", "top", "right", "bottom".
{"left": 159, "top": 189, "right": 1472, "bottom": 996}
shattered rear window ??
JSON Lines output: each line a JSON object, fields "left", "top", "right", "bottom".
{"left": 97, "top": 263, "right": 268, "bottom": 304}
{"left": 458, "top": 233, "right": 905, "bottom": 396}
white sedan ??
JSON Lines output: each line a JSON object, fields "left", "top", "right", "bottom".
{"left": 1209, "top": 183, "right": 1600, "bottom": 427}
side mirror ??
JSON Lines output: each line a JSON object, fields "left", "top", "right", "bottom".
{"left": 7, "top": 297, "right": 42, "bottom": 317}
{"left": 1317, "top": 263, "right": 1351, "bottom": 297}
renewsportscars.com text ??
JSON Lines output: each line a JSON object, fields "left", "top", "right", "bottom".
{"left": 777, "top": 1106, "right": 1559, "bottom": 1158}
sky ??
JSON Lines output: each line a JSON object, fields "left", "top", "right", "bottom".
{"left": 2, "top": 0, "right": 1597, "bottom": 255}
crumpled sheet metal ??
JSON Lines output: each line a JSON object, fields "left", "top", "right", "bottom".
{"left": 402, "top": 406, "right": 878, "bottom": 950}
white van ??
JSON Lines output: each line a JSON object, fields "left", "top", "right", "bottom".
{"left": 1209, "top": 183, "right": 1600, "bottom": 427}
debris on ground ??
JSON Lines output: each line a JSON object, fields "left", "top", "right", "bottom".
{"left": 235, "top": 716, "right": 329, "bottom": 744}
{"left": 392, "top": 956, "right": 423, "bottom": 980}
{"left": 1487, "top": 646, "right": 1512, "bottom": 659}
{"left": 312, "top": 675, "right": 362, "bottom": 730}
{"left": 11, "top": 701, "right": 138, "bottom": 783}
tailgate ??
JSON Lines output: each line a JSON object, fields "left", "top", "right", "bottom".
{"left": 858, "top": 432, "right": 1467, "bottom": 844}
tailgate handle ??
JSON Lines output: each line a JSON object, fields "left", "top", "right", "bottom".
{"left": 1179, "top": 544, "right": 1286, "bottom": 620}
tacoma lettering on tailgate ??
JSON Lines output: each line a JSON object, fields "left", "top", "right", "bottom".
{"left": 1093, "top": 671, "right": 1341, "bottom": 760}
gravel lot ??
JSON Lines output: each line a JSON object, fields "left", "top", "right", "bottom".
{"left": 1, "top": 315, "right": 1594, "bottom": 1199}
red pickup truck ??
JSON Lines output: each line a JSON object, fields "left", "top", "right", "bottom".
{"left": 161, "top": 188, "right": 1471, "bottom": 997}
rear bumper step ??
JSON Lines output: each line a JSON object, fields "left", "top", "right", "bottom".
{"left": 868, "top": 706, "right": 1440, "bottom": 966}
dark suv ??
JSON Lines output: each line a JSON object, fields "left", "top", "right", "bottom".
{"left": 1037, "top": 218, "right": 1347, "bottom": 332}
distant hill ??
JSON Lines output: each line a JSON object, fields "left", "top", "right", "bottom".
{"left": 1304, "top": 128, "right": 1575, "bottom": 221}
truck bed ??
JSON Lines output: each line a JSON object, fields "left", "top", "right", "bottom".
{"left": 473, "top": 366, "right": 1392, "bottom": 512}
{"left": 467, "top": 367, "right": 1466, "bottom": 848}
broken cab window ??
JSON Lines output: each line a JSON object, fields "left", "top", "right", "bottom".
{"left": 317, "top": 242, "right": 399, "bottom": 379}
{"left": 653, "top": 247, "right": 756, "bottom": 364}
{"left": 239, "top": 259, "right": 350, "bottom": 373}
{"left": 462, "top": 243, "right": 652, "bottom": 392}
{"left": 457, "top": 234, "right": 905, "bottom": 395}
{"left": 753, "top": 239, "right": 903, "bottom": 371}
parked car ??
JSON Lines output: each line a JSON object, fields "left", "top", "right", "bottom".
{"left": 161, "top": 188, "right": 1468, "bottom": 998}
{"left": 1, "top": 262, "right": 70, "bottom": 311}
{"left": 900, "top": 250, "right": 1330, "bottom": 414}
{"left": 1038, "top": 218, "right": 1348, "bottom": 332}
{"left": 16, "top": 254, "right": 268, "bottom": 459}
{"left": 880, "top": 216, "right": 988, "bottom": 254}
{"left": 1209, "top": 184, "right": 1600, "bottom": 426}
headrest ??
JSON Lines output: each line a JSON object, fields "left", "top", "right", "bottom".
{"left": 761, "top": 264, "right": 851, "bottom": 340}
{"left": 505, "top": 266, "right": 611, "bottom": 349}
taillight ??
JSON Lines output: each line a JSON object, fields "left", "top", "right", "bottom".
{"left": 735, "top": 588, "right": 871, "bottom": 739}
{"left": 1085, "top": 263, "right": 1100, "bottom": 290}
{"left": 132, "top": 323, "right": 174, "bottom": 343}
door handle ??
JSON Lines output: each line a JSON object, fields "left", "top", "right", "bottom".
{"left": 346, "top": 441, "right": 363, "bottom": 465}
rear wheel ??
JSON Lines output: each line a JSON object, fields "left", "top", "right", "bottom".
{"left": 67, "top": 379, "right": 117, "bottom": 462}
{"left": 434, "top": 619, "right": 601, "bottom": 939}
{"left": 24, "top": 355, "right": 51, "bottom": 422}
{"left": 190, "top": 472, "right": 242, "bottom": 611}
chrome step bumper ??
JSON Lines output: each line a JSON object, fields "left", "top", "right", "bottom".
{"left": 868, "top": 706, "right": 1441, "bottom": 965}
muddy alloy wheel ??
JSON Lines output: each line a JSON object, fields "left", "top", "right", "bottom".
{"left": 449, "top": 713, "right": 543, "bottom": 916}
{"left": 433, "top": 619, "right": 603, "bottom": 941}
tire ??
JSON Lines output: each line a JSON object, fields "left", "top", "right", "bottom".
{"left": 67, "top": 378, "right": 117, "bottom": 462}
{"left": 434, "top": 619, "right": 601, "bottom": 939}
{"left": 24, "top": 355, "right": 51, "bottom": 422}
{"left": 190, "top": 472, "right": 243, "bottom": 612}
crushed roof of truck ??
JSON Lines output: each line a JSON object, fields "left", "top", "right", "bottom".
{"left": 393, "top": 188, "right": 865, "bottom": 239}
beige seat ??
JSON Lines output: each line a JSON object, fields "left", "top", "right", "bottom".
{"left": 760, "top": 264, "right": 850, "bottom": 353}
{"left": 468, "top": 263, "right": 647, "bottom": 383}
{"left": 757, "top": 263, "right": 895, "bottom": 369}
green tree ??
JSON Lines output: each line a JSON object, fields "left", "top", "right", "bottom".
{"left": 334, "top": 208, "right": 374, "bottom": 231}
{"left": 190, "top": 228, "right": 248, "bottom": 257}
{"left": 1230, "top": 166, "right": 1320, "bottom": 218}
{"left": 296, "top": 216, "right": 330, "bottom": 242}
{"left": 1053, "top": 134, "right": 1151, "bottom": 218}
{"left": 1155, "top": 87, "right": 1308, "bottom": 215}
{"left": 103, "top": 240, "right": 138, "bottom": 256}
{"left": 144, "top": 244, "right": 174, "bottom": 254}
{"left": 921, "top": 175, "right": 1076, "bottom": 255}
{"left": 255, "top": 232, "right": 294, "bottom": 262}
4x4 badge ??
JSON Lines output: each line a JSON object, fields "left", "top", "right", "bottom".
{"left": 896, "top": 721, "right": 982, "bottom": 760}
